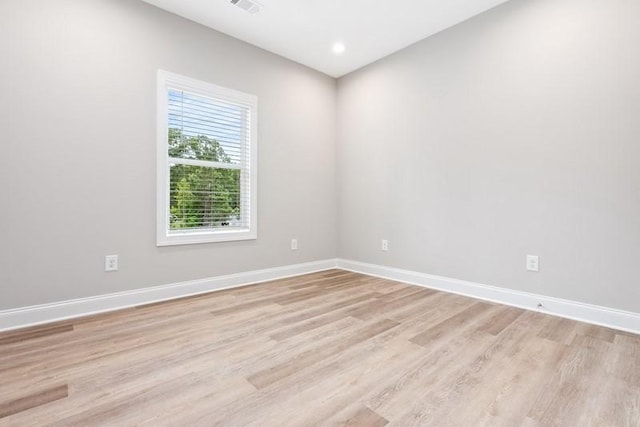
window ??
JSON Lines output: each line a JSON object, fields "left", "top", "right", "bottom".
{"left": 157, "top": 70, "right": 257, "bottom": 246}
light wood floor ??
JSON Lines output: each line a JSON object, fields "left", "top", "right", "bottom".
{"left": 1, "top": 270, "right": 639, "bottom": 426}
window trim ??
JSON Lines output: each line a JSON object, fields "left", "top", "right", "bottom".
{"left": 156, "top": 70, "right": 257, "bottom": 246}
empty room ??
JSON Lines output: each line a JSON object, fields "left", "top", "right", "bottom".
{"left": 1, "top": 0, "right": 639, "bottom": 425}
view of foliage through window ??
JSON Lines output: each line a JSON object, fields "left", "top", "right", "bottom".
{"left": 168, "top": 128, "right": 241, "bottom": 231}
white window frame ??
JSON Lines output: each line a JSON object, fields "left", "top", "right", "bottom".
{"left": 156, "top": 70, "right": 257, "bottom": 246}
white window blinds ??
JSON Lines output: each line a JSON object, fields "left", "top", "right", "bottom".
{"left": 157, "top": 71, "right": 257, "bottom": 246}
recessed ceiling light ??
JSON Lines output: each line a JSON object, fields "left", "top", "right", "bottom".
{"left": 332, "top": 42, "right": 346, "bottom": 55}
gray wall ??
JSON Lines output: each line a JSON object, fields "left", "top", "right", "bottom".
{"left": 0, "top": 0, "right": 337, "bottom": 309}
{"left": 2, "top": 0, "right": 639, "bottom": 315}
{"left": 337, "top": 0, "right": 640, "bottom": 312}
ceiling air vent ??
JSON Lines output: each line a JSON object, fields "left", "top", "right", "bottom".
{"left": 230, "top": 0, "right": 262, "bottom": 15}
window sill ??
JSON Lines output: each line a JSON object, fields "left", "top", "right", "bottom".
{"left": 156, "top": 229, "right": 257, "bottom": 246}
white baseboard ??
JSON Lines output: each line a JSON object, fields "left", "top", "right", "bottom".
{"left": 0, "top": 259, "right": 339, "bottom": 332}
{"left": 3, "top": 258, "right": 638, "bottom": 335}
{"left": 337, "top": 259, "right": 640, "bottom": 335}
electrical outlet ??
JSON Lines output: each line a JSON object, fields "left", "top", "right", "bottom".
{"left": 291, "top": 238, "right": 298, "bottom": 251}
{"left": 526, "top": 255, "right": 539, "bottom": 272}
{"left": 381, "top": 239, "right": 389, "bottom": 251}
{"left": 105, "top": 255, "right": 118, "bottom": 272}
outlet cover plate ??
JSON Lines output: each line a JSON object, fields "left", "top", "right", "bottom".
{"left": 526, "top": 255, "right": 539, "bottom": 272}
{"left": 105, "top": 255, "right": 119, "bottom": 272}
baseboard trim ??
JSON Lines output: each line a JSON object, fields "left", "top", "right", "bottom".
{"left": 4, "top": 258, "right": 638, "bottom": 335}
{"left": 0, "top": 259, "right": 339, "bottom": 332}
{"left": 336, "top": 259, "right": 640, "bottom": 335}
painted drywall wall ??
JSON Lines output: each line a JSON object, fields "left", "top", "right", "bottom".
{"left": 2, "top": 0, "right": 639, "bottom": 317}
{"left": 0, "top": 0, "right": 337, "bottom": 309}
{"left": 337, "top": 0, "right": 640, "bottom": 312}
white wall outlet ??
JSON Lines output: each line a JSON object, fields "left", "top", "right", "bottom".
{"left": 526, "top": 255, "right": 539, "bottom": 272}
{"left": 291, "top": 238, "right": 298, "bottom": 251}
{"left": 105, "top": 255, "right": 118, "bottom": 272}
{"left": 381, "top": 239, "right": 389, "bottom": 251}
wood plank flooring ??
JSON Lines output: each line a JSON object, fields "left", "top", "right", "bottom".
{"left": 0, "top": 270, "right": 639, "bottom": 426}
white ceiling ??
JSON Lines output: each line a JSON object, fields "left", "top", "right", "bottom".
{"left": 141, "top": 0, "right": 512, "bottom": 78}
